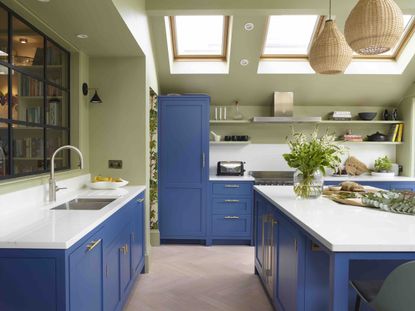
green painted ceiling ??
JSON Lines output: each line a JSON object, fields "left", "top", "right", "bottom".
{"left": 148, "top": 0, "right": 415, "bottom": 106}
{"left": 2, "top": 0, "right": 144, "bottom": 56}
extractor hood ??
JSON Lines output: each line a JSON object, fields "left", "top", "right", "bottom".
{"left": 252, "top": 92, "right": 321, "bottom": 123}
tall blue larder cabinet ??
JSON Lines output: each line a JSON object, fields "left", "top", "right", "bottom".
{"left": 158, "top": 95, "right": 210, "bottom": 241}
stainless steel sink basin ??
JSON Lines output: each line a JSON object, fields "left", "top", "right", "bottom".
{"left": 52, "top": 198, "right": 116, "bottom": 210}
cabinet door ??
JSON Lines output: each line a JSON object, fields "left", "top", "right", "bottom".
{"left": 104, "top": 224, "right": 131, "bottom": 311}
{"left": 69, "top": 229, "right": 103, "bottom": 311}
{"left": 131, "top": 195, "right": 145, "bottom": 275}
{"left": 277, "top": 220, "right": 301, "bottom": 311}
{"left": 104, "top": 239, "right": 121, "bottom": 311}
{"left": 158, "top": 96, "right": 209, "bottom": 238}
{"left": 255, "top": 196, "right": 265, "bottom": 270}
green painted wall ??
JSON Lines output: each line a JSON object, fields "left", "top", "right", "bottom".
{"left": 89, "top": 57, "right": 147, "bottom": 184}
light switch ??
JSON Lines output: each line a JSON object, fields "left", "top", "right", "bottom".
{"left": 109, "top": 160, "right": 122, "bottom": 169}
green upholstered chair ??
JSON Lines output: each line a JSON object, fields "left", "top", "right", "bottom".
{"left": 350, "top": 261, "right": 415, "bottom": 311}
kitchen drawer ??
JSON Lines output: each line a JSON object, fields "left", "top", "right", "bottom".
{"left": 211, "top": 215, "right": 252, "bottom": 237}
{"left": 212, "top": 197, "right": 252, "bottom": 215}
{"left": 212, "top": 182, "right": 253, "bottom": 196}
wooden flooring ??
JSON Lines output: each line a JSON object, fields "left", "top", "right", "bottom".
{"left": 124, "top": 245, "right": 273, "bottom": 311}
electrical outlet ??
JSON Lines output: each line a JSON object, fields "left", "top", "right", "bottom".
{"left": 109, "top": 160, "right": 122, "bottom": 169}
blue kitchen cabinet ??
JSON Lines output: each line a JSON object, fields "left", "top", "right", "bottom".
{"left": 209, "top": 181, "right": 254, "bottom": 245}
{"left": 275, "top": 217, "right": 305, "bottom": 311}
{"left": 254, "top": 191, "right": 307, "bottom": 311}
{"left": 158, "top": 95, "right": 210, "bottom": 241}
{"left": 69, "top": 229, "right": 104, "bottom": 311}
{"left": 0, "top": 191, "right": 146, "bottom": 311}
{"left": 254, "top": 194, "right": 266, "bottom": 273}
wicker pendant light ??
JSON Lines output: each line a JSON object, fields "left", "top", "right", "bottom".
{"left": 345, "top": 0, "right": 404, "bottom": 55}
{"left": 309, "top": 0, "right": 353, "bottom": 74}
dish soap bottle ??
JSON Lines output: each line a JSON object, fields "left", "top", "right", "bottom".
{"left": 232, "top": 100, "right": 244, "bottom": 120}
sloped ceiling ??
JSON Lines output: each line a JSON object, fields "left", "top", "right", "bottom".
{"left": 148, "top": 0, "right": 415, "bottom": 106}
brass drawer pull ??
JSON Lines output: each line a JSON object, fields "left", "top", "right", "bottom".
{"left": 137, "top": 198, "right": 145, "bottom": 203}
{"left": 86, "top": 239, "right": 102, "bottom": 252}
{"left": 224, "top": 184, "right": 240, "bottom": 188}
{"left": 224, "top": 199, "right": 240, "bottom": 203}
{"left": 224, "top": 216, "right": 240, "bottom": 219}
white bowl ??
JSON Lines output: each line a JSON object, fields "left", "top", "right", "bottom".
{"left": 88, "top": 179, "right": 129, "bottom": 190}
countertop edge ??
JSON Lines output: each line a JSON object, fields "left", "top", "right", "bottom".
{"left": 0, "top": 186, "right": 146, "bottom": 250}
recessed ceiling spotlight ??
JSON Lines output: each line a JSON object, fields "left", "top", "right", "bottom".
{"left": 240, "top": 59, "right": 249, "bottom": 66}
{"left": 37, "top": 0, "right": 51, "bottom": 2}
{"left": 19, "top": 38, "right": 28, "bottom": 44}
{"left": 76, "top": 34, "right": 88, "bottom": 39}
{"left": 244, "top": 22, "right": 255, "bottom": 31}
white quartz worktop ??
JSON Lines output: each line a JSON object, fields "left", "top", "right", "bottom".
{"left": 324, "top": 175, "right": 415, "bottom": 182}
{"left": 209, "top": 175, "right": 255, "bottom": 181}
{"left": 0, "top": 185, "right": 145, "bottom": 249}
{"left": 254, "top": 185, "right": 415, "bottom": 252}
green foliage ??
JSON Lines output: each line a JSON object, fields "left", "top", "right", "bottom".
{"left": 374, "top": 156, "right": 393, "bottom": 172}
{"left": 283, "top": 128, "right": 345, "bottom": 178}
{"left": 149, "top": 95, "right": 159, "bottom": 229}
{"left": 362, "top": 191, "right": 415, "bottom": 215}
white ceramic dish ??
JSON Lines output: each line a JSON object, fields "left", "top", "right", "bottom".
{"left": 371, "top": 172, "right": 395, "bottom": 177}
{"left": 88, "top": 179, "right": 129, "bottom": 190}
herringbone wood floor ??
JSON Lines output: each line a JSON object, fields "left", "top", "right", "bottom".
{"left": 124, "top": 245, "right": 273, "bottom": 311}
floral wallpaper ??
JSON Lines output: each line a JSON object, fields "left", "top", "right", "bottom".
{"left": 149, "top": 91, "right": 158, "bottom": 230}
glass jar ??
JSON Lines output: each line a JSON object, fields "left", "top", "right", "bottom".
{"left": 293, "top": 169, "right": 324, "bottom": 199}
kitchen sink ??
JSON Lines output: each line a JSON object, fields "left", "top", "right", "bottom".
{"left": 51, "top": 198, "right": 116, "bottom": 210}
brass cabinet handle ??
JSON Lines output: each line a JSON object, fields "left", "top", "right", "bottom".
{"left": 120, "top": 246, "right": 125, "bottom": 254}
{"left": 131, "top": 232, "right": 135, "bottom": 242}
{"left": 86, "top": 239, "right": 102, "bottom": 252}
{"left": 202, "top": 153, "right": 206, "bottom": 168}
{"left": 125, "top": 244, "right": 129, "bottom": 254}
{"left": 224, "top": 199, "right": 240, "bottom": 203}
{"left": 137, "top": 198, "right": 144, "bottom": 203}
{"left": 225, "top": 184, "right": 240, "bottom": 188}
{"left": 224, "top": 216, "right": 240, "bottom": 219}
{"left": 294, "top": 239, "right": 298, "bottom": 253}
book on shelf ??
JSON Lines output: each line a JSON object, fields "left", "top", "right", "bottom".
{"left": 26, "top": 107, "right": 42, "bottom": 123}
{"left": 387, "top": 124, "right": 404, "bottom": 142}
{"left": 343, "top": 134, "right": 363, "bottom": 142}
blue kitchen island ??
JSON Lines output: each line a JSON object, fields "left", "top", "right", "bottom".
{"left": 254, "top": 185, "right": 415, "bottom": 311}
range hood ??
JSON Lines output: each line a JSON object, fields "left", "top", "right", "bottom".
{"left": 252, "top": 92, "right": 321, "bottom": 123}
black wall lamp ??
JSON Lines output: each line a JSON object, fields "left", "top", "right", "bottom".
{"left": 82, "top": 82, "right": 103, "bottom": 104}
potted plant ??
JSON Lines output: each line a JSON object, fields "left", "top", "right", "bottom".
{"left": 283, "top": 129, "right": 345, "bottom": 199}
{"left": 372, "top": 156, "right": 394, "bottom": 177}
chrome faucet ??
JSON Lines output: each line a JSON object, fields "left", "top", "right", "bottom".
{"left": 49, "top": 145, "right": 84, "bottom": 202}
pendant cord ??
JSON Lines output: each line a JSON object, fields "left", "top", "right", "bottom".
{"left": 329, "top": 0, "right": 332, "bottom": 20}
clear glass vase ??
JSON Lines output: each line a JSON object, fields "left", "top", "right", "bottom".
{"left": 293, "top": 169, "right": 324, "bottom": 199}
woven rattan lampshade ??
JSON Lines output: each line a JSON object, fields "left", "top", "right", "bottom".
{"left": 345, "top": 0, "right": 404, "bottom": 55}
{"left": 309, "top": 20, "right": 353, "bottom": 74}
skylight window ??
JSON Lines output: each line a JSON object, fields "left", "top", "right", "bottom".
{"left": 262, "top": 15, "right": 322, "bottom": 58}
{"left": 355, "top": 15, "right": 415, "bottom": 59}
{"left": 170, "top": 16, "right": 229, "bottom": 60}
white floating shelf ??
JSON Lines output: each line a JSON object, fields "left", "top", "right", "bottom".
{"left": 320, "top": 120, "right": 404, "bottom": 124}
{"left": 210, "top": 141, "right": 252, "bottom": 145}
{"left": 210, "top": 120, "right": 251, "bottom": 124}
{"left": 337, "top": 141, "right": 403, "bottom": 145}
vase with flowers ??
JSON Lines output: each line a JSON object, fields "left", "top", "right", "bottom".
{"left": 283, "top": 129, "right": 345, "bottom": 199}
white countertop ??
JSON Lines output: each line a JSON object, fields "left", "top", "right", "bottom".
{"left": 324, "top": 175, "right": 415, "bottom": 182}
{"left": 0, "top": 186, "right": 145, "bottom": 249}
{"left": 254, "top": 186, "right": 415, "bottom": 252}
{"left": 209, "top": 175, "right": 255, "bottom": 181}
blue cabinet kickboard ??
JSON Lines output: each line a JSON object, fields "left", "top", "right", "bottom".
{"left": 0, "top": 191, "right": 145, "bottom": 311}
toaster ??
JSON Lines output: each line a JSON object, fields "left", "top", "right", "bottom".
{"left": 217, "top": 161, "right": 246, "bottom": 176}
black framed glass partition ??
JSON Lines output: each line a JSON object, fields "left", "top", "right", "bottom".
{"left": 0, "top": 3, "right": 70, "bottom": 179}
